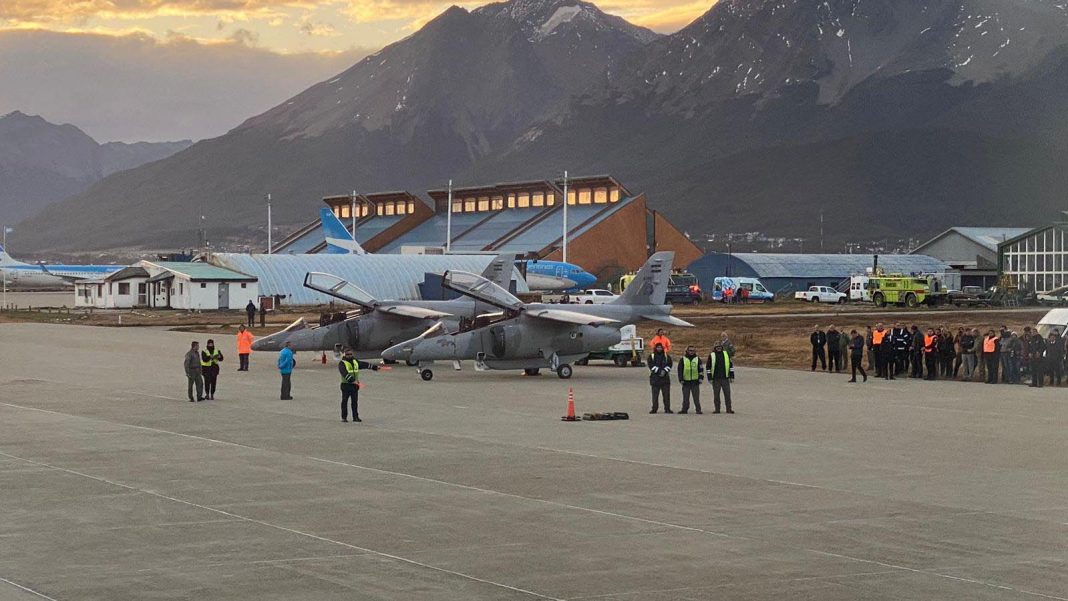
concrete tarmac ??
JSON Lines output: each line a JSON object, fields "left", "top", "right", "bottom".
{"left": 0, "top": 323, "right": 1065, "bottom": 601}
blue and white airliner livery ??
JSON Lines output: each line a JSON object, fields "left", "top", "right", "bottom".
{"left": 321, "top": 208, "right": 367, "bottom": 255}
{"left": 0, "top": 245, "right": 122, "bottom": 287}
{"left": 523, "top": 259, "right": 596, "bottom": 292}
{"left": 317, "top": 209, "right": 597, "bottom": 291}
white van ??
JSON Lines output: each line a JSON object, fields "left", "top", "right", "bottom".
{"left": 712, "top": 277, "right": 774, "bottom": 302}
{"left": 1036, "top": 309, "right": 1068, "bottom": 338}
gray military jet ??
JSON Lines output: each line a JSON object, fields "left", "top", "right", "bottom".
{"left": 251, "top": 255, "right": 516, "bottom": 359}
{"left": 381, "top": 251, "right": 692, "bottom": 380}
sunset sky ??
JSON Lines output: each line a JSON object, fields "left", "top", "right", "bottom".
{"left": 0, "top": 1, "right": 713, "bottom": 142}
{"left": 0, "top": 1, "right": 712, "bottom": 54}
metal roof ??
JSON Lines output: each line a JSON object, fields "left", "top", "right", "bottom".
{"left": 209, "top": 253, "right": 527, "bottom": 305}
{"left": 105, "top": 266, "right": 149, "bottom": 281}
{"left": 916, "top": 227, "right": 1033, "bottom": 254}
{"left": 146, "top": 261, "right": 257, "bottom": 282}
{"left": 688, "top": 253, "right": 951, "bottom": 280}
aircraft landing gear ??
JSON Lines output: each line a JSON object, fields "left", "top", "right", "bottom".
{"left": 556, "top": 364, "right": 573, "bottom": 379}
{"left": 420, "top": 368, "right": 434, "bottom": 381}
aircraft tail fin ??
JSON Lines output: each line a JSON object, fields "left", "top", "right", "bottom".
{"left": 0, "top": 244, "right": 26, "bottom": 267}
{"left": 480, "top": 254, "right": 516, "bottom": 290}
{"left": 612, "top": 251, "right": 674, "bottom": 306}
{"left": 320, "top": 208, "right": 366, "bottom": 255}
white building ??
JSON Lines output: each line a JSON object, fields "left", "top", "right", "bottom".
{"left": 76, "top": 262, "right": 258, "bottom": 310}
{"left": 75, "top": 266, "right": 150, "bottom": 309}
{"left": 144, "top": 261, "right": 258, "bottom": 310}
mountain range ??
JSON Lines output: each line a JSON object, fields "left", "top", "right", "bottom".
{"left": 15, "top": 0, "right": 1068, "bottom": 252}
{"left": 0, "top": 111, "right": 191, "bottom": 226}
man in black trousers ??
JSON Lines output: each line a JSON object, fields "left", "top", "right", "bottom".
{"left": 245, "top": 300, "right": 257, "bottom": 328}
{"left": 708, "top": 343, "right": 735, "bottom": 414}
{"left": 648, "top": 343, "right": 673, "bottom": 414}
{"left": 338, "top": 347, "right": 380, "bottom": 422}
{"left": 810, "top": 326, "right": 827, "bottom": 371}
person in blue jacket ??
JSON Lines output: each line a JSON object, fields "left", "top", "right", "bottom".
{"left": 277, "top": 341, "right": 295, "bottom": 400}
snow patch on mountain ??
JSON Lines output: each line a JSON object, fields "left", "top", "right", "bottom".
{"left": 538, "top": 5, "right": 583, "bottom": 38}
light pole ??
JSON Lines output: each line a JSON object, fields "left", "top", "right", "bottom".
{"left": 2, "top": 226, "right": 9, "bottom": 309}
{"left": 562, "top": 170, "right": 569, "bottom": 263}
{"left": 446, "top": 179, "right": 453, "bottom": 253}
{"left": 351, "top": 190, "right": 357, "bottom": 252}
{"left": 266, "top": 193, "right": 272, "bottom": 254}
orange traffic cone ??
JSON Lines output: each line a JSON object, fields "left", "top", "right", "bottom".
{"left": 321, "top": 352, "right": 327, "bottom": 365}
{"left": 561, "top": 387, "right": 579, "bottom": 422}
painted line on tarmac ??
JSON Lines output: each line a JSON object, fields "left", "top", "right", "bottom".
{"left": 0, "top": 576, "right": 60, "bottom": 601}
{"left": 2, "top": 402, "right": 1065, "bottom": 601}
{"left": 0, "top": 449, "right": 565, "bottom": 601}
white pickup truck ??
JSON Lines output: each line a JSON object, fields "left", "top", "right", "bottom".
{"left": 794, "top": 286, "right": 847, "bottom": 304}
{"left": 568, "top": 289, "right": 618, "bottom": 304}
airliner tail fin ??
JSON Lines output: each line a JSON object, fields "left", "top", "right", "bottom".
{"left": 320, "top": 208, "right": 366, "bottom": 255}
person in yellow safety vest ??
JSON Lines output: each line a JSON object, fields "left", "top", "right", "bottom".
{"left": 707, "top": 343, "right": 735, "bottom": 414}
{"left": 200, "top": 339, "right": 224, "bottom": 400}
{"left": 338, "top": 347, "right": 380, "bottom": 423}
{"left": 677, "top": 346, "right": 705, "bottom": 414}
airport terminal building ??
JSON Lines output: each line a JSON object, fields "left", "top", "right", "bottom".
{"left": 270, "top": 175, "right": 702, "bottom": 280}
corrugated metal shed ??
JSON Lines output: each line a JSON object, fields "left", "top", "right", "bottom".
{"left": 687, "top": 253, "right": 952, "bottom": 293}
{"left": 209, "top": 253, "right": 527, "bottom": 305}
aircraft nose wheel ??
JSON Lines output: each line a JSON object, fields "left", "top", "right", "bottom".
{"left": 419, "top": 369, "right": 434, "bottom": 381}
{"left": 556, "top": 364, "right": 573, "bottom": 379}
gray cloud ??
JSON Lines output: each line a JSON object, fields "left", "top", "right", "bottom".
{"left": 0, "top": 30, "right": 374, "bottom": 142}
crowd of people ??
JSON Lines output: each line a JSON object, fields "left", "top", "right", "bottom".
{"left": 809, "top": 323, "right": 1066, "bottom": 387}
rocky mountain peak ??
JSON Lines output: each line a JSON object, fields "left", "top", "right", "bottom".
{"left": 475, "top": 0, "right": 659, "bottom": 43}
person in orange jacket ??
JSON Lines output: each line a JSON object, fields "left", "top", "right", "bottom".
{"left": 650, "top": 329, "right": 672, "bottom": 354}
{"left": 236, "top": 325, "right": 254, "bottom": 371}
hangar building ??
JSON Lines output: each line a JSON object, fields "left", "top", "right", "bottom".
{"left": 911, "top": 227, "right": 1030, "bottom": 288}
{"left": 270, "top": 175, "right": 702, "bottom": 281}
{"left": 997, "top": 221, "right": 1068, "bottom": 293}
{"left": 687, "top": 253, "right": 953, "bottom": 295}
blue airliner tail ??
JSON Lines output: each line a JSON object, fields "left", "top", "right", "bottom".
{"left": 320, "top": 208, "right": 366, "bottom": 255}
{"left": 0, "top": 244, "right": 26, "bottom": 267}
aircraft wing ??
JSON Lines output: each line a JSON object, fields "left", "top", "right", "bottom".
{"left": 443, "top": 270, "right": 524, "bottom": 311}
{"left": 642, "top": 314, "right": 695, "bottom": 327}
{"left": 36, "top": 263, "right": 82, "bottom": 284}
{"left": 304, "top": 272, "right": 377, "bottom": 309}
{"left": 378, "top": 305, "right": 455, "bottom": 320}
{"left": 527, "top": 308, "right": 619, "bottom": 327}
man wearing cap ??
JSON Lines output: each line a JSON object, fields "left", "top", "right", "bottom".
{"left": 338, "top": 347, "right": 380, "bottom": 422}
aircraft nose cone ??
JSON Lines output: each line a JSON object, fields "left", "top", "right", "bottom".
{"left": 251, "top": 334, "right": 283, "bottom": 352}
{"left": 380, "top": 343, "right": 406, "bottom": 362}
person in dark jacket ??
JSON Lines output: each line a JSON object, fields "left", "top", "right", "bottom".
{"left": 648, "top": 343, "right": 673, "bottom": 414}
{"left": 200, "top": 339, "right": 224, "bottom": 400}
{"left": 892, "top": 323, "right": 910, "bottom": 376}
{"left": 677, "top": 346, "right": 704, "bottom": 414}
{"left": 848, "top": 330, "right": 867, "bottom": 383}
{"left": 910, "top": 326, "right": 924, "bottom": 379}
{"left": 924, "top": 328, "right": 940, "bottom": 381}
{"left": 707, "top": 343, "right": 734, "bottom": 414}
{"left": 938, "top": 328, "right": 955, "bottom": 378}
{"left": 338, "top": 347, "right": 380, "bottom": 422}
{"left": 872, "top": 323, "right": 893, "bottom": 380}
{"left": 1028, "top": 332, "right": 1046, "bottom": 387}
{"left": 958, "top": 329, "right": 977, "bottom": 380}
{"left": 826, "top": 326, "right": 842, "bottom": 373}
{"left": 1047, "top": 332, "right": 1065, "bottom": 386}
{"left": 184, "top": 341, "right": 204, "bottom": 402}
{"left": 245, "top": 300, "right": 257, "bottom": 328}
{"left": 810, "top": 326, "right": 827, "bottom": 372}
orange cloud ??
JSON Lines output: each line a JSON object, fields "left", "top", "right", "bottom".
{"left": 0, "top": 1, "right": 313, "bottom": 23}
{"left": 601, "top": 0, "right": 713, "bottom": 32}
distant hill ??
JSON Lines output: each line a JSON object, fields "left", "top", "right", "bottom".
{"left": 16, "top": 0, "right": 1068, "bottom": 252}
{"left": 0, "top": 111, "right": 190, "bottom": 224}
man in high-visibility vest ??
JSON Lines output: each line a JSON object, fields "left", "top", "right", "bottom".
{"left": 677, "top": 346, "right": 704, "bottom": 414}
{"left": 339, "top": 347, "right": 380, "bottom": 422}
{"left": 200, "top": 339, "right": 224, "bottom": 400}
{"left": 923, "top": 328, "right": 939, "bottom": 381}
{"left": 236, "top": 325, "right": 254, "bottom": 371}
{"left": 871, "top": 323, "right": 892, "bottom": 379}
{"left": 707, "top": 343, "right": 735, "bottom": 414}
{"left": 983, "top": 330, "right": 1000, "bottom": 384}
